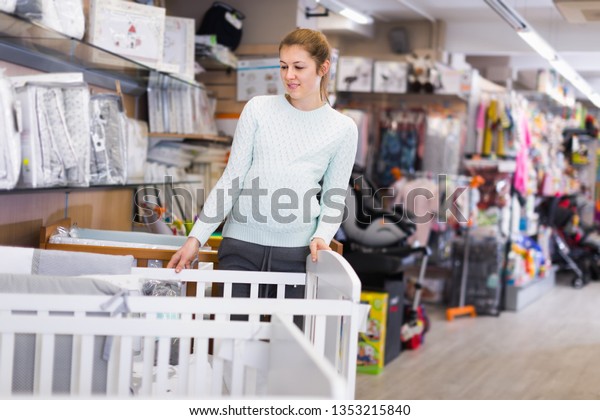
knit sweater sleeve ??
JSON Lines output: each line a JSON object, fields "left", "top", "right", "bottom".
{"left": 312, "top": 121, "right": 358, "bottom": 244}
{"left": 188, "top": 98, "right": 257, "bottom": 246}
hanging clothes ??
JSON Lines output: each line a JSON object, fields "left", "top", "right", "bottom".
{"left": 422, "top": 115, "right": 462, "bottom": 175}
{"left": 375, "top": 110, "right": 425, "bottom": 187}
{"left": 482, "top": 99, "right": 501, "bottom": 156}
{"left": 341, "top": 109, "right": 370, "bottom": 168}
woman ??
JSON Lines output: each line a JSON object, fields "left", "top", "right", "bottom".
{"left": 168, "top": 28, "right": 357, "bottom": 279}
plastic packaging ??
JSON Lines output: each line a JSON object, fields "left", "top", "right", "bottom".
{"left": 15, "top": 0, "right": 85, "bottom": 39}
{"left": 0, "top": 69, "right": 21, "bottom": 189}
{"left": 89, "top": 94, "right": 128, "bottom": 185}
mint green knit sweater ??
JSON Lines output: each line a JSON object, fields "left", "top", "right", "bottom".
{"left": 189, "top": 95, "right": 358, "bottom": 247}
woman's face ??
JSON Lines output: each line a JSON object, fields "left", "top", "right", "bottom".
{"left": 279, "top": 45, "right": 324, "bottom": 105}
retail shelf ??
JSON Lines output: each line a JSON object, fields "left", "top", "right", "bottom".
{"left": 196, "top": 55, "right": 237, "bottom": 71}
{"left": 518, "top": 90, "right": 576, "bottom": 113}
{"left": 463, "top": 158, "right": 517, "bottom": 173}
{"left": 149, "top": 132, "right": 232, "bottom": 145}
{"left": 504, "top": 266, "right": 556, "bottom": 311}
{"left": 0, "top": 181, "right": 200, "bottom": 195}
{"left": 0, "top": 11, "right": 202, "bottom": 95}
{"left": 336, "top": 91, "right": 468, "bottom": 103}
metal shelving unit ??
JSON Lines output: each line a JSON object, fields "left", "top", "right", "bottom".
{"left": 0, "top": 11, "right": 202, "bottom": 95}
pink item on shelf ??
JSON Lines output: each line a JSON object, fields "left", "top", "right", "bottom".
{"left": 475, "top": 101, "right": 486, "bottom": 155}
{"left": 513, "top": 116, "right": 531, "bottom": 196}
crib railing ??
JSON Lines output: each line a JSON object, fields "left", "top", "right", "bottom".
{"left": 0, "top": 296, "right": 348, "bottom": 398}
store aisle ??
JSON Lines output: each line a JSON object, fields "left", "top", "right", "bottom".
{"left": 355, "top": 277, "right": 600, "bottom": 399}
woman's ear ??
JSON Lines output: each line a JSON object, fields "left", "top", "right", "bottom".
{"left": 319, "top": 59, "right": 331, "bottom": 77}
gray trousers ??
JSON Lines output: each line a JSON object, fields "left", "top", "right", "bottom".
{"left": 217, "top": 237, "right": 309, "bottom": 326}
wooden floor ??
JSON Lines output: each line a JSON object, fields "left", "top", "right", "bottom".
{"left": 355, "top": 275, "right": 600, "bottom": 399}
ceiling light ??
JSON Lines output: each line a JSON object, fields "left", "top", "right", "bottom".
{"left": 589, "top": 93, "right": 600, "bottom": 108}
{"left": 485, "top": 0, "right": 600, "bottom": 108}
{"left": 316, "top": 0, "right": 373, "bottom": 25}
{"left": 518, "top": 30, "right": 556, "bottom": 61}
{"left": 484, "top": 0, "right": 527, "bottom": 30}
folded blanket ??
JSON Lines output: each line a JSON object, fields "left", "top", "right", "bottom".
{"left": 32, "top": 248, "right": 134, "bottom": 276}
{"left": 0, "top": 272, "right": 122, "bottom": 295}
{"left": 0, "top": 246, "right": 134, "bottom": 276}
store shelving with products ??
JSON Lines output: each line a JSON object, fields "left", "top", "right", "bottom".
{"left": 148, "top": 132, "right": 231, "bottom": 145}
{"left": 0, "top": 10, "right": 227, "bottom": 246}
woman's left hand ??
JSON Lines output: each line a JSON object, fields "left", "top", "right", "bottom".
{"left": 309, "top": 237, "right": 331, "bottom": 262}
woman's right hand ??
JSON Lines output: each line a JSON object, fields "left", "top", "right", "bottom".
{"left": 167, "top": 237, "right": 201, "bottom": 273}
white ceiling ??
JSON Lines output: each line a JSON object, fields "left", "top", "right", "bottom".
{"left": 335, "top": 0, "right": 600, "bottom": 99}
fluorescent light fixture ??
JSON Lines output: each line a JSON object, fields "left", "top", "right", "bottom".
{"left": 484, "top": 0, "right": 527, "bottom": 30}
{"left": 518, "top": 30, "right": 556, "bottom": 61}
{"left": 590, "top": 93, "right": 600, "bottom": 108}
{"left": 485, "top": 0, "right": 600, "bottom": 108}
{"left": 550, "top": 59, "right": 582, "bottom": 88}
{"left": 339, "top": 8, "right": 372, "bottom": 25}
{"left": 316, "top": 0, "right": 373, "bottom": 25}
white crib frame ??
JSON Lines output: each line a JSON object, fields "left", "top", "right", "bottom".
{"left": 0, "top": 250, "right": 364, "bottom": 399}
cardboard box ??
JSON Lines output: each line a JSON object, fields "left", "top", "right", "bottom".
{"left": 162, "top": 16, "right": 195, "bottom": 80}
{"left": 357, "top": 291, "right": 388, "bottom": 375}
{"left": 88, "top": 0, "right": 166, "bottom": 69}
{"left": 236, "top": 58, "right": 283, "bottom": 101}
{"left": 373, "top": 61, "right": 408, "bottom": 93}
{"left": 336, "top": 56, "right": 373, "bottom": 92}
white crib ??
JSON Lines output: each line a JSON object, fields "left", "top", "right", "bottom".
{"left": 0, "top": 250, "right": 365, "bottom": 399}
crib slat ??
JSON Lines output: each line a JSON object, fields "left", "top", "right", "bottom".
{"left": 155, "top": 337, "right": 171, "bottom": 395}
{"left": 106, "top": 336, "right": 119, "bottom": 395}
{"left": 223, "top": 283, "right": 233, "bottom": 299}
{"left": 73, "top": 335, "right": 94, "bottom": 397}
{"left": 249, "top": 284, "right": 259, "bottom": 298}
{"left": 191, "top": 338, "right": 208, "bottom": 397}
{"left": 116, "top": 336, "right": 133, "bottom": 397}
{"left": 35, "top": 333, "right": 55, "bottom": 396}
{"left": 195, "top": 282, "right": 206, "bottom": 297}
{"left": 229, "top": 339, "right": 245, "bottom": 397}
{"left": 211, "top": 339, "right": 225, "bottom": 396}
{"left": 178, "top": 337, "right": 191, "bottom": 394}
{"left": 249, "top": 284, "right": 259, "bottom": 323}
{"left": 276, "top": 284, "right": 285, "bottom": 299}
{"left": 139, "top": 336, "right": 155, "bottom": 396}
{"left": 312, "top": 315, "right": 327, "bottom": 357}
{"left": 0, "top": 332, "right": 15, "bottom": 395}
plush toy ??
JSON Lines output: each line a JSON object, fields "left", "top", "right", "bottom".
{"left": 406, "top": 52, "right": 441, "bottom": 93}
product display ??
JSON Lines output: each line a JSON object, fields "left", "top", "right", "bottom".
{"left": 89, "top": 93, "right": 128, "bottom": 185}
{"left": 125, "top": 118, "right": 149, "bottom": 183}
{"left": 0, "top": 0, "right": 15, "bottom": 13}
{"left": 13, "top": 77, "right": 91, "bottom": 188}
{"left": 147, "top": 72, "right": 217, "bottom": 135}
{"left": 87, "top": 0, "right": 166, "bottom": 69}
{"left": 336, "top": 56, "right": 373, "bottom": 92}
{"left": 0, "top": 70, "right": 20, "bottom": 189}
{"left": 3, "top": 0, "right": 600, "bottom": 402}
{"left": 15, "top": 0, "right": 85, "bottom": 39}
{"left": 162, "top": 16, "right": 195, "bottom": 80}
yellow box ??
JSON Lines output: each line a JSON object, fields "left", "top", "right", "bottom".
{"left": 357, "top": 291, "right": 388, "bottom": 374}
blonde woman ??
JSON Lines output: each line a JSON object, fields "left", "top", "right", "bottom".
{"left": 168, "top": 28, "right": 357, "bottom": 293}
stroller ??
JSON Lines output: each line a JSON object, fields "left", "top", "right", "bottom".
{"left": 338, "top": 165, "right": 431, "bottom": 359}
{"left": 536, "top": 194, "right": 600, "bottom": 288}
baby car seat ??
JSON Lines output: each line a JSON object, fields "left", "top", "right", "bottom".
{"left": 342, "top": 165, "right": 416, "bottom": 252}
